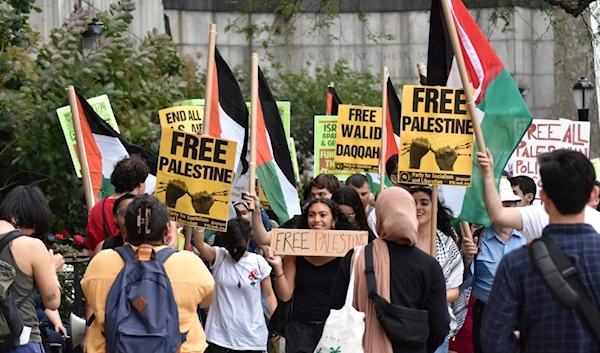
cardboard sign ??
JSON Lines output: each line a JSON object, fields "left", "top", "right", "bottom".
{"left": 159, "top": 106, "right": 204, "bottom": 133}
{"left": 314, "top": 116, "right": 351, "bottom": 180}
{"left": 155, "top": 129, "right": 237, "bottom": 231}
{"left": 57, "top": 95, "right": 119, "bottom": 178}
{"left": 334, "top": 105, "right": 383, "bottom": 173}
{"left": 269, "top": 229, "right": 368, "bottom": 257}
{"left": 398, "top": 86, "right": 474, "bottom": 186}
{"left": 506, "top": 119, "right": 590, "bottom": 195}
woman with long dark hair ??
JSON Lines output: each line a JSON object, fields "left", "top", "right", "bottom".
{"left": 409, "top": 186, "right": 464, "bottom": 353}
{"left": 194, "top": 217, "right": 277, "bottom": 352}
{"left": 82, "top": 195, "right": 215, "bottom": 353}
{"left": 332, "top": 186, "right": 376, "bottom": 242}
{"left": 248, "top": 194, "right": 357, "bottom": 353}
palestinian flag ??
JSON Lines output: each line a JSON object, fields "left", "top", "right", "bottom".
{"left": 256, "top": 67, "right": 301, "bottom": 224}
{"left": 384, "top": 77, "right": 401, "bottom": 162}
{"left": 427, "top": 0, "right": 532, "bottom": 226}
{"left": 326, "top": 85, "right": 342, "bottom": 116}
{"left": 208, "top": 48, "right": 250, "bottom": 176}
{"left": 75, "top": 91, "right": 157, "bottom": 200}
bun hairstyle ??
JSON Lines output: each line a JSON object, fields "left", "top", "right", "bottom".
{"left": 124, "top": 195, "right": 170, "bottom": 246}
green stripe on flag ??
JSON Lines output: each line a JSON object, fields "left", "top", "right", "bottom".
{"left": 257, "top": 161, "right": 291, "bottom": 224}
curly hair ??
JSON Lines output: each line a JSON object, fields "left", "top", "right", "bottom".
{"left": 110, "top": 155, "right": 150, "bottom": 194}
{"left": 408, "top": 186, "right": 455, "bottom": 239}
{"left": 296, "top": 198, "right": 357, "bottom": 231}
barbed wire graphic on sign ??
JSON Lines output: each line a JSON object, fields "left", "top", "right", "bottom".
{"left": 157, "top": 180, "right": 188, "bottom": 208}
{"left": 157, "top": 180, "right": 229, "bottom": 214}
{"left": 400, "top": 138, "right": 473, "bottom": 171}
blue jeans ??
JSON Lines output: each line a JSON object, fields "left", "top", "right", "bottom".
{"left": 434, "top": 336, "right": 449, "bottom": 353}
{"left": 8, "top": 342, "right": 45, "bottom": 353}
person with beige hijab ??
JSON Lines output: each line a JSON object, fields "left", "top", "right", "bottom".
{"left": 329, "top": 187, "right": 449, "bottom": 353}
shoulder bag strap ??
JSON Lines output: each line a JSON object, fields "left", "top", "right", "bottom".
{"left": 115, "top": 245, "right": 135, "bottom": 263}
{"left": 364, "top": 243, "right": 377, "bottom": 299}
{"left": 344, "top": 246, "right": 362, "bottom": 308}
{"left": 530, "top": 236, "right": 600, "bottom": 345}
{"left": 155, "top": 248, "right": 177, "bottom": 264}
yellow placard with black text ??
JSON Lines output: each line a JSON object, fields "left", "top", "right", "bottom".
{"left": 155, "top": 129, "right": 237, "bottom": 231}
{"left": 159, "top": 106, "right": 204, "bottom": 133}
{"left": 398, "top": 86, "right": 474, "bottom": 186}
{"left": 334, "top": 105, "right": 382, "bottom": 173}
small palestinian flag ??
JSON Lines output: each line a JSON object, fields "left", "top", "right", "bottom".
{"left": 208, "top": 48, "right": 250, "bottom": 176}
{"left": 384, "top": 77, "right": 401, "bottom": 163}
{"left": 256, "top": 67, "right": 301, "bottom": 224}
{"left": 75, "top": 91, "right": 157, "bottom": 200}
{"left": 326, "top": 85, "right": 342, "bottom": 116}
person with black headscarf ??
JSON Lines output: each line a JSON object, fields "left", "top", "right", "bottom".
{"left": 195, "top": 218, "right": 278, "bottom": 353}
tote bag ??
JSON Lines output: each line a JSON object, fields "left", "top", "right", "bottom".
{"left": 314, "top": 246, "right": 365, "bottom": 353}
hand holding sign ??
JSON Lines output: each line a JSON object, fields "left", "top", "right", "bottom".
{"left": 265, "top": 247, "right": 283, "bottom": 274}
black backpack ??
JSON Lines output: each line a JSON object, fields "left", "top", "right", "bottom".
{"left": 0, "top": 230, "right": 35, "bottom": 350}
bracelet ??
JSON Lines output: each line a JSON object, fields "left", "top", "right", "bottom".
{"left": 194, "top": 228, "right": 205, "bottom": 233}
{"left": 274, "top": 272, "right": 284, "bottom": 278}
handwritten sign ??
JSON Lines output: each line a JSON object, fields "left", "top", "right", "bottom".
{"left": 507, "top": 119, "right": 590, "bottom": 195}
{"left": 155, "top": 129, "right": 237, "bottom": 231}
{"left": 398, "top": 86, "right": 474, "bottom": 186}
{"left": 334, "top": 105, "right": 383, "bottom": 173}
{"left": 269, "top": 229, "right": 368, "bottom": 257}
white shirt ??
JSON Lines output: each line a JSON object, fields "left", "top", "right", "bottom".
{"left": 518, "top": 205, "right": 600, "bottom": 240}
{"left": 205, "top": 247, "right": 271, "bottom": 351}
{"left": 367, "top": 211, "right": 379, "bottom": 238}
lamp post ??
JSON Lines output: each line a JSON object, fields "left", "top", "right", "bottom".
{"left": 571, "top": 77, "right": 594, "bottom": 122}
{"left": 81, "top": 18, "right": 104, "bottom": 50}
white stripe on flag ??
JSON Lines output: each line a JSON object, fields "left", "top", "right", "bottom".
{"left": 218, "top": 104, "right": 246, "bottom": 173}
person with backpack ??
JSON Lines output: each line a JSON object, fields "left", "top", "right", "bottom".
{"left": 195, "top": 218, "right": 277, "bottom": 353}
{"left": 82, "top": 195, "right": 215, "bottom": 353}
{"left": 0, "top": 185, "right": 64, "bottom": 353}
{"left": 328, "top": 187, "right": 449, "bottom": 353}
{"left": 480, "top": 149, "right": 600, "bottom": 352}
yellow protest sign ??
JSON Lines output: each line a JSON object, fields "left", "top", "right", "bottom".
{"left": 398, "top": 86, "right": 474, "bottom": 186}
{"left": 334, "top": 105, "right": 383, "bottom": 173}
{"left": 159, "top": 106, "right": 204, "bottom": 133}
{"left": 269, "top": 229, "right": 368, "bottom": 257}
{"left": 156, "top": 129, "right": 237, "bottom": 231}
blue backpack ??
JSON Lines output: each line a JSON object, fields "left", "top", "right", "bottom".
{"left": 104, "top": 246, "right": 186, "bottom": 353}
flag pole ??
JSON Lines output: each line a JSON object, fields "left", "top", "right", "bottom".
{"left": 203, "top": 23, "right": 217, "bottom": 136}
{"left": 248, "top": 52, "right": 259, "bottom": 211}
{"left": 66, "top": 86, "right": 96, "bottom": 213}
{"left": 439, "top": 0, "right": 487, "bottom": 152}
{"left": 379, "top": 67, "right": 389, "bottom": 195}
{"left": 417, "top": 62, "right": 427, "bottom": 82}
{"left": 329, "top": 81, "right": 334, "bottom": 88}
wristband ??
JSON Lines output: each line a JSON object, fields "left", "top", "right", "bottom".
{"left": 274, "top": 272, "right": 284, "bottom": 278}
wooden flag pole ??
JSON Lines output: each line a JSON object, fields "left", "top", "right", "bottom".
{"left": 431, "top": 185, "right": 439, "bottom": 257}
{"left": 379, "top": 67, "right": 389, "bottom": 195}
{"left": 66, "top": 86, "right": 96, "bottom": 213}
{"left": 417, "top": 62, "right": 427, "bottom": 79}
{"left": 248, "top": 52, "right": 259, "bottom": 211}
{"left": 203, "top": 23, "right": 217, "bottom": 136}
{"left": 439, "top": 0, "right": 486, "bottom": 152}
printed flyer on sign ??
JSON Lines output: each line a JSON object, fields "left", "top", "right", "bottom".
{"left": 398, "top": 86, "right": 474, "bottom": 186}
{"left": 313, "top": 116, "right": 351, "bottom": 180}
{"left": 159, "top": 106, "right": 204, "bottom": 133}
{"left": 506, "top": 119, "right": 590, "bottom": 196}
{"left": 57, "top": 94, "right": 119, "bottom": 178}
{"left": 334, "top": 105, "right": 383, "bottom": 173}
{"left": 155, "top": 129, "right": 237, "bottom": 231}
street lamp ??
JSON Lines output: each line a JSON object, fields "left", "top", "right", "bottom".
{"left": 572, "top": 77, "right": 594, "bottom": 122}
{"left": 81, "top": 19, "right": 104, "bottom": 50}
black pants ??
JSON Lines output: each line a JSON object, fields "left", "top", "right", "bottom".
{"left": 284, "top": 320, "right": 324, "bottom": 353}
{"left": 472, "top": 299, "right": 486, "bottom": 353}
{"left": 206, "top": 342, "right": 263, "bottom": 353}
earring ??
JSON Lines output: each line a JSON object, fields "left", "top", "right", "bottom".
{"left": 332, "top": 224, "right": 335, "bottom": 230}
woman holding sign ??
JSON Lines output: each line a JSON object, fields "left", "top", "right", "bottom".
{"left": 247, "top": 194, "right": 357, "bottom": 353}
{"left": 409, "top": 186, "right": 464, "bottom": 353}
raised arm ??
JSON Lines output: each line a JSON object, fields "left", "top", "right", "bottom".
{"left": 477, "top": 149, "right": 523, "bottom": 230}
{"left": 193, "top": 227, "right": 216, "bottom": 263}
{"left": 245, "top": 193, "right": 272, "bottom": 245}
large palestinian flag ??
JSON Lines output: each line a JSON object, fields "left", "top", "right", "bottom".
{"left": 384, "top": 77, "right": 401, "bottom": 162}
{"left": 75, "top": 91, "right": 157, "bottom": 200}
{"left": 426, "top": 0, "right": 532, "bottom": 226}
{"left": 256, "top": 68, "right": 301, "bottom": 223}
{"left": 208, "top": 48, "right": 249, "bottom": 176}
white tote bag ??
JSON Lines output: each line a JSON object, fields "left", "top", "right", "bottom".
{"left": 314, "top": 246, "right": 365, "bottom": 353}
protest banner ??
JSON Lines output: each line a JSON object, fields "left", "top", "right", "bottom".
{"left": 159, "top": 106, "right": 204, "bottom": 133}
{"left": 398, "top": 86, "right": 474, "bottom": 186}
{"left": 155, "top": 129, "right": 237, "bottom": 231}
{"left": 334, "top": 105, "right": 383, "bottom": 173}
{"left": 288, "top": 137, "right": 300, "bottom": 183}
{"left": 506, "top": 119, "right": 590, "bottom": 195}
{"left": 57, "top": 94, "right": 119, "bottom": 178}
{"left": 314, "top": 116, "right": 351, "bottom": 180}
{"left": 270, "top": 229, "right": 368, "bottom": 257}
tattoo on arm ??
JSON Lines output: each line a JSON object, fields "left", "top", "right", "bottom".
{"left": 44, "top": 292, "right": 56, "bottom": 303}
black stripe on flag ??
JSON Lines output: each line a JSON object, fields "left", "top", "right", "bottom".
{"left": 426, "top": 0, "right": 454, "bottom": 86}
{"left": 387, "top": 77, "right": 401, "bottom": 136}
